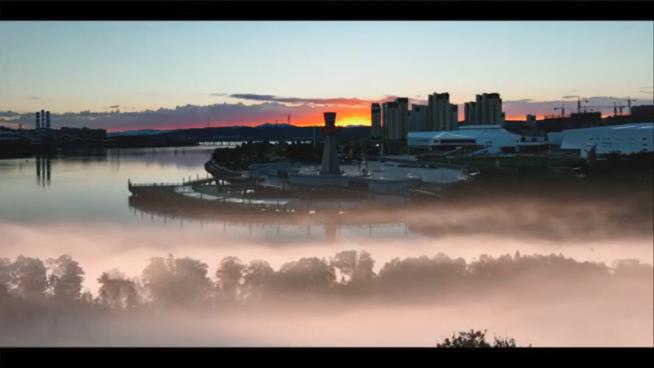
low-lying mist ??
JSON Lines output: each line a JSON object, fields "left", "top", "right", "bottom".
{"left": 1, "top": 250, "right": 652, "bottom": 347}
{"left": 1, "top": 191, "right": 652, "bottom": 347}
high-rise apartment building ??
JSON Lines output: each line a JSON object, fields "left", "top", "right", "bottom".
{"left": 466, "top": 93, "right": 503, "bottom": 125}
{"left": 427, "top": 92, "right": 458, "bottom": 131}
{"left": 382, "top": 98, "right": 409, "bottom": 140}
{"left": 409, "top": 104, "right": 427, "bottom": 132}
{"left": 370, "top": 103, "right": 381, "bottom": 139}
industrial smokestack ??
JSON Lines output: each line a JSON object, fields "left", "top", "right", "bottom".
{"left": 45, "top": 111, "right": 51, "bottom": 129}
{"left": 36, "top": 112, "right": 41, "bottom": 130}
{"left": 320, "top": 112, "right": 340, "bottom": 175}
{"left": 324, "top": 112, "right": 336, "bottom": 129}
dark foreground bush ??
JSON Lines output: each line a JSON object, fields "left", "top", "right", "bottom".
{"left": 436, "top": 329, "right": 526, "bottom": 348}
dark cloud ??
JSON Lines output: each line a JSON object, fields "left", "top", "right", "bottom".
{"left": 0, "top": 102, "right": 315, "bottom": 131}
{"left": 109, "top": 105, "right": 120, "bottom": 109}
{"left": 504, "top": 99, "right": 533, "bottom": 104}
{"left": 230, "top": 93, "right": 372, "bottom": 106}
{"left": 561, "top": 95, "right": 580, "bottom": 99}
{"left": 0, "top": 111, "right": 20, "bottom": 118}
{"left": 231, "top": 93, "right": 276, "bottom": 101}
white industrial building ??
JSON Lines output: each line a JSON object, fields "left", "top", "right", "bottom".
{"left": 408, "top": 122, "right": 654, "bottom": 157}
{"left": 559, "top": 123, "right": 654, "bottom": 157}
{"left": 407, "top": 125, "right": 522, "bottom": 154}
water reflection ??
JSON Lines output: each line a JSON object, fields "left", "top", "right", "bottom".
{"left": 35, "top": 155, "right": 52, "bottom": 188}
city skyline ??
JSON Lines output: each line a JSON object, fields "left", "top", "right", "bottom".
{"left": 1, "top": 21, "right": 653, "bottom": 131}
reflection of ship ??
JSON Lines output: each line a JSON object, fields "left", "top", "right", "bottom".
{"left": 127, "top": 191, "right": 415, "bottom": 242}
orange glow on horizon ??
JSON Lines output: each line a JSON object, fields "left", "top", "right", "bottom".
{"left": 287, "top": 107, "right": 371, "bottom": 127}
{"left": 335, "top": 114, "right": 370, "bottom": 127}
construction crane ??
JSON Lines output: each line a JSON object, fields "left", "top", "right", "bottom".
{"left": 625, "top": 97, "right": 637, "bottom": 114}
{"left": 553, "top": 104, "right": 566, "bottom": 118}
{"left": 577, "top": 97, "right": 590, "bottom": 113}
{"left": 561, "top": 96, "right": 637, "bottom": 116}
{"left": 579, "top": 99, "right": 636, "bottom": 116}
{"left": 564, "top": 96, "right": 589, "bottom": 113}
{"left": 553, "top": 95, "right": 589, "bottom": 117}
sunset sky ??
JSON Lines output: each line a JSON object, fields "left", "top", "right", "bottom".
{"left": 1, "top": 21, "right": 652, "bottom": 131}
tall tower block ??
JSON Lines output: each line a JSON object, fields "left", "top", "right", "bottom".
{"left": 370, "top": 103, "right": 381, "bottom": 139}
{"left": 320, "top": 112, "right": 340, "bottom": 175}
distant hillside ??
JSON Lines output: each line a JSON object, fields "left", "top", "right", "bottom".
{"left": 105, "top": 125, "right": 372, "bottom": 148}
{"left": 114, "top": 125, "right": 370, "bottom": 141}
{"left": 256, "top": 123, "right": 294, "bottom": 128}
{"left": 108, "top": 129, "right": 175, "bottom": 137}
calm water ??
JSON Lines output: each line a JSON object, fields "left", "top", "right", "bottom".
{"left": 0, "top": 147, "right": 215, "bottom": 224}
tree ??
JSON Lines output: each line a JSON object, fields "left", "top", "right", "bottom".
{"left": 174, "top": 256, "right": 213, "bottom": 305}
{"left": 436, "top": 330, "right": 519, "bottom": 348}
{"left": 141, "top": 255, "right": 173, "bottom": 305}
{"left": 242, "top": 260, "right": 275, "bottom": 300}
{"left": 612, "top": 259, "right": 654, "bottom": 279}
{"left": 0, "top": 258, "right": 11, "bottom": 298}
{"left": 276, "top": 257, "right": 336, "bottom": 293}
{"left": 330, "top": 251, "right": 357, "bottom": 283}
{"left": 142, "top": 254, "right": 212, "bottom": 307}
{"left": 97, "top": 269, "right": 140, "bottom": 309}
{"left": 215, "top": 256, "right": 245, "bottom": 302}
{"left": 8, "top": 256, "right": 48, "bottom": 299}
{"left": 47, "top": 254, "right": 85, "bottom": 302}
{"left": 330, "top": 250, "right": 375, "bottom": 287}
{"left": 353, "top": 251, "right": 375, "bottom": 285}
